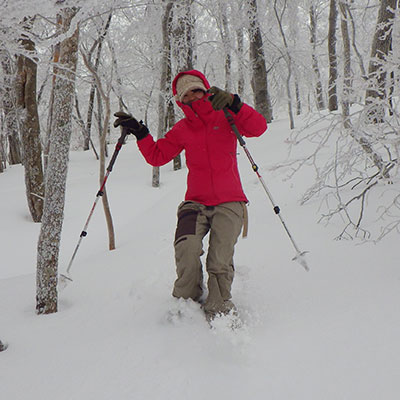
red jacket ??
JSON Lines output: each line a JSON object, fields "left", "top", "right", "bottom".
{"left": 138, "top": 70, "right": 267, "bottom": 206}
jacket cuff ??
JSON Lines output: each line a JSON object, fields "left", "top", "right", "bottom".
{"left": 228, "top": 94, "right": 243, "bottom": 114}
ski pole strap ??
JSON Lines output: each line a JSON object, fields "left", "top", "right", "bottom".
{"left": 241, "top": 202, "right": 248, "bottom": 238}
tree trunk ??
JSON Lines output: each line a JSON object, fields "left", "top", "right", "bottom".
{"left": 153, "top": 1, "right": 174, "bottom": 187}
{"left": 340, "top": 2, "right": 389, "bottom": 178}
{"left": 236, "top": 25, "right": 245, "bottom": 98}
{"left": 310, "top": 3, "right": 325, "bottom": 110}
{"left": 81, "top": 45, "right": 116, "bottom": 251}
{"left": 1, "top": 54, "right": 22, "bottom": 165}
{"left": 170, "top": 0, "right": 195, "bottom": 172}
{"left": 347, "top": 5, "right": 367, "bottom": 80}
{"left": 99, "top": 113, "right": 114, "bottom": 251}
{"left": 36, "top": 8, "right": 79, "bottom": 315}
{"left": 339, "top": 1, "right": 351, "bottom": 126}
{"left": 74, "top": 92, "right": 99, "bottom": 159}
{"left": 0, "top": 133, "right": 5, "bottom": 172}
{"left": 16, "top": 22, "right": 44, "bottom": 223}
{"left": 247, "top": 0, "right": 273, "bottom": 122}
{"left": 217, "top": 0, "right": 232, "bottom": 91}
{"left": 96, "top": 84, "right": 106, "bottom": 156}
{"left": 365, "top": 0, "right": 397, "bottom": 123}
{"left": 328, "top": 0, "right": 338, "bottom": 111}
{"left": 84, "top": 12, "right": 112, "bottom": 151}
{"left": 273, "top": 0, "right": 295, "bottom": 128}
{"left": 295, "top": 79, "right": 301, "bottom": 115}
{"left": 44, "top": 15, "right": 62, "bottom": 173}
{"left": 172, "top": 0, "right": 195, "bottom": 71}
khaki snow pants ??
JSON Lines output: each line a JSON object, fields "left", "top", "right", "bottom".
{"left": 172, "top": 201, "right": 245, "bottom": 314}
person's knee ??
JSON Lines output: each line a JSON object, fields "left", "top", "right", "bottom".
{"left": 175, "top": 235, "right": 203, "bottom": 261}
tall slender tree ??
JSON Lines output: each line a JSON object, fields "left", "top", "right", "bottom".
{"left": 153, "top": 0, "right": 174, "bottom": 188}
{"left": 217, "top": 0, "right": 232, "bottom": 91}
{"left": 170, "top": 0, "right": 195, "bottom": 171}
{"left": 173, "top": 0, "right": 195, "bottom": 71}
{"left": 16, "top": 18, "right": 44, "bottom": 223}
{"left": 84, "top": 12, "right": 112, "bottom": 152}
{"left": 0, "top": 134, "right": 5, "bottom": 172}
{"left": 247, "top": 0, "right": 273, "bottom": 122}
{"left": 273, "top": 0, "right": 295, "bottom": 128}
{"left": 81, "top": 44, "right": 116, "bottom": 252}
{"left": 1, "top": 51, "right": 22, "bottom": 165}
{"left": 328, "top": 0, "right": 338, "bottom": 111}
{"left": 309, "top": 2, "right": 325, "bottom": 110}
{"left": 36, "top": 7, "right": 79, "bottom": 315}
{"left": 365, "top": 0, "right": 397, "bottom": 123}
{"left": 339, "top": 1, "right": 351, "bottom": 125}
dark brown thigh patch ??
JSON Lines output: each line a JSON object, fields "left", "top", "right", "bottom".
{"left": 175, "top": 209, "right": 199, "bottom": 242}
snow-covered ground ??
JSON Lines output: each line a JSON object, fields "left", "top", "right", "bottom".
{"left": 1, "top": 116, "right": 399, "bottom": 400}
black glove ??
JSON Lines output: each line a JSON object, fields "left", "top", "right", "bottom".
{"left": 113, "top": 111, "right": 149, "bottom": 140}
{"left": 208, "top": 86, "right": 243, "bottom": 113}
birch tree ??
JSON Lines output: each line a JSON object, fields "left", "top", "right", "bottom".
{"left": 36, "top": 7, "right": 79, "bottom": 314}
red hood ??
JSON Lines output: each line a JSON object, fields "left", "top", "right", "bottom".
{"left": 172, "top": 70, "right": 210, "bottom": 99}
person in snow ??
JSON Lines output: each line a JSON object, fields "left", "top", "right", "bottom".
{"left": 114, "top": 70, "right": 267, "bottom": 320}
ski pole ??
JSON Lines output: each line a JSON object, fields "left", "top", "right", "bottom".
{"left": 59, "top": 127, "right": 130, "bottom": 287}
{"left": 223, "top": 108, "right": 309, "bottom": 271}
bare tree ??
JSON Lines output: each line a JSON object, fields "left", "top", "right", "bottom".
{"left": 81, "top": 47, "right": 116, "bottom": 251}
{"left": 84, "top": 12, "right": 112, "bottom": 153}
{"left": 43, "top": 15, "right": 62, "bottom": 173}
{"left": 36, "top": 7, "right": 79, "bottom": 315}
{"left": 328, "top": 0, "right": 338, "bottom": 111}
{"left": 236, "top": 26, "right": 245, "bottom": 98}
{"left": 153, "top": 0, "right": 174, "bottom": 188}
{"left": 172, "top": 0, "right": 195, "bottom": 72}
{"left": 365, "top": 0, "right": 397, "bottom": 123}
{"left": 340, "top": 0, "right": 391, "bottom": 178}
{"left": 1, "top": 51, "right": 22, "bottom": 165}
{"left": 281, "top": 0, "right": 398, "bottom": 240}
{"left": 16, "top": 19, "right": 44, "bottom": 223}
{"left": 309, "top": 2, "right": 325, "bottom": 111}
{"left": 247, "top": 0, "right": 273, "bottom": 122}
{"left": 339, "top": 1, "right": 351, "bottom": 125}
{"left": 346, "top": 3, "right": 367, "bottom": 81}
{"left": 170, "top": 0, "right": 195, "bottom": 171}
{"left": 0, "top": 133, "right": 5, "bottom": 172}
{"left": 273, "top": 0, "right": 295, "bottom": 128}
{"left": 216, "top": 0, "right": 232, "bottom": 91}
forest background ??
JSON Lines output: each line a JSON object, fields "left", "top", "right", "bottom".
{"left": 0, "top": 0, "right": 399, "bottom": 314}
